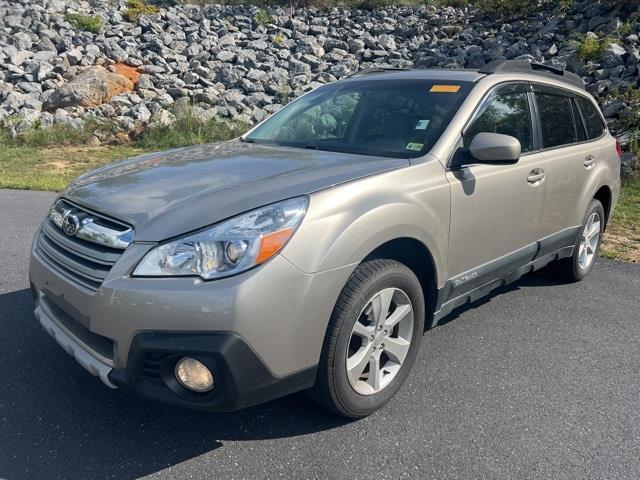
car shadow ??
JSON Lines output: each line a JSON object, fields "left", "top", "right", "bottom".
{"left": 0, "top": 289, "right": 350, "bottom": 480}
{"left": 0, "top": 266, "right": 573, "bottom": 479}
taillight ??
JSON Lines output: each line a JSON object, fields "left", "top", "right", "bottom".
{"left": 615, "top": 140, "right": 623, "bottom": 158}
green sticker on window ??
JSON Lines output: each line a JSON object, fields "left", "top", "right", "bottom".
{"left": 405, "top": 142, "right": 424, "bottom": 152}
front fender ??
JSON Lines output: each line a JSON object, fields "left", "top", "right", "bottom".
{"left": 282, "top": 162, "right": 450, "bottom": 288}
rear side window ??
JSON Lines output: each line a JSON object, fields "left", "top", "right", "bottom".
{"left": 570, "top": 98, "right": 587, "bottom": 142}
{"left": 536, "top": 93, "right": 577, "bottom": 148}
{"left": 464, "top": 86, "right": 534, "bottom": 152}
{"left": 576, "top": 96, "right": 606, "bottom": 139}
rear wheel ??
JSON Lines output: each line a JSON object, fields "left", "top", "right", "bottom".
{"left": 308, "top": 259, "right": 425, "bottom": 418}
{"left": 554, "top": 199, "right": 605, "bottom": 281}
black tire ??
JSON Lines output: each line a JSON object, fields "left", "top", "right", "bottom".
{"left": 554, "top": 199, "right": 605, "bottom": 282}
{"left": 308, "top": 259, "right": 425, "bottom": 419}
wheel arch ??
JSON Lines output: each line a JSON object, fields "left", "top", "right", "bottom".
{"left": 363, "top": 237, "right": 439, "bottom": 330}
{"left": 593, "top": 184, "right": 612, "bottom": 227}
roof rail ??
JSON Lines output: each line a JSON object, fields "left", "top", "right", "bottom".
{"left": 348, "top": 67, "right": 408, "bottom": 78}
{"left": 478, "top": 60, "right": 585, "bottom": 90}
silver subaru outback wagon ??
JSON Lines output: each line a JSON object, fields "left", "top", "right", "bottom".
{"left": 30, "top": 60, "right": 620, "bottom": 418}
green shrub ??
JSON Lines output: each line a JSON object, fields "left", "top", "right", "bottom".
{"left": 136, "top": 108, "right": 247, "bottom": 150}
{"left": 556, "top": 0, "right": 575, "bottom": 10}
{"left": 273, "top": 31, "right": 285, "bottom": 44}
{"left": 472, "top": 0, "right": 581, "bottom": 19}
{"left": 173, "top": 0, "right": 456, "bottom": 8}
{"left": 354, "top": 0, "right": 432, "bottom": 8}
{"left": 277, "top": 83, "right": 293, "bottom": 103}
{"left": 356, "top": 0, "right": 397, "bottom": 8}
{"left": 437, "top": 0, "right": 468, "bottom": 6}
{"left": 473, "top": 0, "right": 541, "bottom": 18}
{"left": 618, "top": 20, "right": 634, "bottom": 37}
{"left": 64, "top": 13, "right": 104, "bottom": 34}
{"left": 620, "top": 110, "right": 640, "bottom": 159}
{"left": 603, "top": 0, "right": 640, "bottom": 8}
{"left": 630, "top": 135, "right": 640, "bottom": 157}
{"left": 254, "top": 9, "right": 273, "bottom": 26}
{"left": 578, "top": 35, "right": 609, "bottom": 61}
{"left": 0, "top": 121, "right": 114, "bottom": 148}
{"left": 607, "top": 87, "right": 640, "bottom": 156}
{"left": 123, "top": 0, "right": 159, "bottom": 22}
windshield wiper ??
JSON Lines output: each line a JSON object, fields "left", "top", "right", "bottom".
{"left": 302, "top": 144, "right": 365, "bottom": 155}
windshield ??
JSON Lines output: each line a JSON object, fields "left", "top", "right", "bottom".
{"left": 245, "top": 79, "right": 473, "bottom": 158}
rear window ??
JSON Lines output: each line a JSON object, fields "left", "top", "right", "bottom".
{"left": 576, "top": 96, "right": 606, "bottom": 139}
{"left": 536, "top": 93, "right": 578, "bottom": 148}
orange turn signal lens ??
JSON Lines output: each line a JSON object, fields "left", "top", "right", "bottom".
{"left": 256, "top": 227, "right": 295, "bottom": 264}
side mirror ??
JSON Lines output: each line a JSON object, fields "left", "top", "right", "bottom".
{"left": 468, "top": 132, "right": 521, "bottom": 164}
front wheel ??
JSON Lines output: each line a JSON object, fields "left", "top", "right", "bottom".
{"left": 308, "top": 259, "right": 425, "bottom": 418}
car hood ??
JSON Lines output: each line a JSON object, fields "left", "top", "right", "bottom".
{"left": 63, "top": 140, "right": 408, "bottom": 241}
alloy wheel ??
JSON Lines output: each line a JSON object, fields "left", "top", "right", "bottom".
{"left": 578, "top": 211, "right": 601, "bottom": 270}
{"left": 346, "top": 287, "right": 414, "bottom": 395}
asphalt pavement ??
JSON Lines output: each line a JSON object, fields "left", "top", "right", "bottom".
{"left": 0, "top": 189, "right": 639, "bottom": 480}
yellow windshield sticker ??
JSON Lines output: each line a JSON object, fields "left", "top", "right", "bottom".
{"left": 405, "top": 142, "right": 424, "bottom": 152}
{"left": 430, "top": 85, "right": 461, "bottom": 93}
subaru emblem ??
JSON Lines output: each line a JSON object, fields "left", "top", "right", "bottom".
{"left": 62, "top": 213, "right": 80, "bottom": 236}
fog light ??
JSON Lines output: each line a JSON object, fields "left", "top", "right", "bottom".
{"left": 174, "top": 357, "right": 214, "bottom": 393}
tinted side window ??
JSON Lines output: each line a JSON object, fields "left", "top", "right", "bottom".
{"left": 570, "top": 98, "right": 587, "bottom": 142}
{"left": 536, "top": 93, "right": 577, "bottom": 148}
{"left": 465, "top": 89, "right": 533, "bottom": 152}
{"left": 576, "top": 96, "right": 606, "bottom": 139}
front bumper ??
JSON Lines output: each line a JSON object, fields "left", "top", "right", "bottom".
{"left": 110, "top": 332, "right": 316, "bottom": 410}
{"left": 34, "top": 301, "right": 315, "bottom": 409}
{"left": 29, "top": 233, "right": 354, "bottom": 410}
{"left": 35, "top": 303, "right": 117, "bottom": 388}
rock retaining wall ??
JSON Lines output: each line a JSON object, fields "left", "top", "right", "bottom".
{"left": 0, "top": 0, "right": 638, "bottom": 170}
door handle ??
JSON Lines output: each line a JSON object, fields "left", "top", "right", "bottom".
{"left": 584, "top": 155, "right": 596, "bottom": 169}
{"left": 527, "top": 168, "right": 545, "bottom": 185}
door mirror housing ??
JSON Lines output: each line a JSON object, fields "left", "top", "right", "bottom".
{"left": 468, "top": 132, "right": 521, "bottom": 164}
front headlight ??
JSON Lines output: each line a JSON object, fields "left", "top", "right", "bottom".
{"left": 133, "top": 197, "right": 308, "bottom": 280}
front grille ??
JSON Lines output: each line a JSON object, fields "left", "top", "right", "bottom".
{"left": 36, "top": 201, "right": 130, "bottom": 292}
